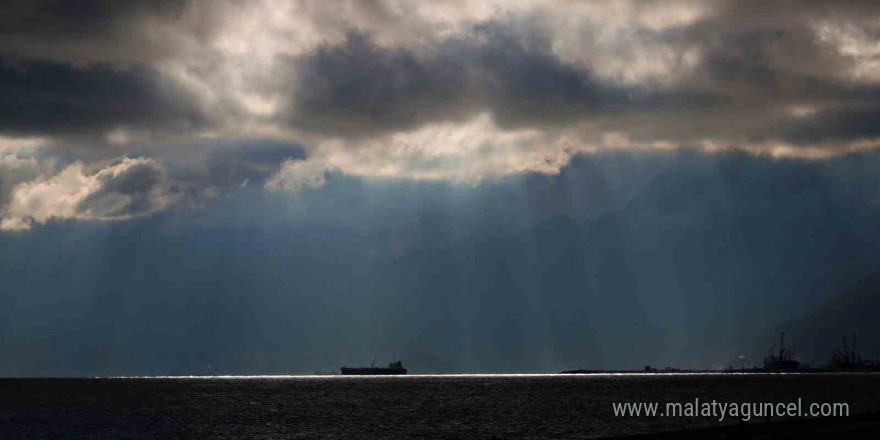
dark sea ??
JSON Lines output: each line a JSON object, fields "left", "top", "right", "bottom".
{"left": 2, "top": 374, "right": 880, "bottom": 439}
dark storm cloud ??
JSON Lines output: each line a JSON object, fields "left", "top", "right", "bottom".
{"left": 0, "top": 0, "right": 226, "bottom": 142}
{"left": 667, "top": 0, "right": 880, "bottom": 144}
{"left": 0, "top": 57, "right": 207, "bottom": 138}
{"left": 284, "top": 25, "right": 720, "bottom": 137}
{"left": 0, "top": 0, "right": 182, "bottom": 38}
{"left": 782, "top": 107, "right": 880, "bottom": 143}
{"left": 2, "top": 0, "right": 878, "bottom": 152}
{"left": 687, "top": 20, "right": 866, "bottom": 103}
{"left": 469, "top": 22, "right": 720, "bottom": 129}
{"left": 702, "top": 29, "right": 810, "bottom": 90}
{"left": 275, "top": 0, "right": 880, "bottom": 150}
{"left": 0, "top": 0, "right": 198, "bottom": 64}
{"left": 286, "top": 33, "right": 479, "bottom": 136}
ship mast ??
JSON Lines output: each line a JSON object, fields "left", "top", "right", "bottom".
{"left": 780, "top": 332, "right": 784, "bottom": 361}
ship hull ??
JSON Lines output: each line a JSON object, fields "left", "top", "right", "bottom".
{"left": 340, "top": 367, "right": 407, "bottom": 375}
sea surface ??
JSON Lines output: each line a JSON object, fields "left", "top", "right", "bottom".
{"left": 2, "top": 373, "right": 880, "bottom": 439}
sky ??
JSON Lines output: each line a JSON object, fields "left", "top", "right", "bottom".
{"left": 2, "top": 0, "right": 880, "bottom": 376}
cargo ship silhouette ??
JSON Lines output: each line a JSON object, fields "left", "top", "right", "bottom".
{"left": 340, "top": 359, "right": 407, "bottom": 375}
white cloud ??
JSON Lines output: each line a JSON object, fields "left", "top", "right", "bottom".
{"left": 545, "top": 0, "right": 708, "bottom": 86}
{"left": 0, "top": 217, "right": 30, "bottom": 231}
{"left": 0, "top": 154, "right": 38, "bottom": 171}
{"left": 0, "top": 135, "right": 50, "bottom": 154}
{"left": 814, "top": 19, "right": 880, "bottom": 83}
{"left": 265, "top": 158, "right": 328, "bottom": 192}
{"left": 1, "top": 157, "right": 177, "bottom": 231}
{"left": 312, "top": 113, "right": 569, "bottom": 181}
